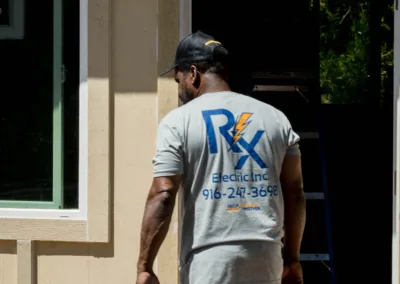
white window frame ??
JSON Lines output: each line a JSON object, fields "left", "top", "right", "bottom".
{"left": 177, "top": 0, "right": 191, "bottom": 110}
{"left": 393, "top": 3, "right": 399, "bottom": 284}
{"left": 0, "top": 0, "right": 25, "bottom": 39}
{"left": 0, "top": 0, "right": 88, "bottom": 221}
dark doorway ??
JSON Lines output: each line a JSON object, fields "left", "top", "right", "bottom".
{"left": 193, "top": 1, "right": 393, "bottom": 283}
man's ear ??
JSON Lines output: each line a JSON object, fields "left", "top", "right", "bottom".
{"left": 190, "top": 65, "right": 198, "bottom": 83}
{"left": 190, "top": 65, "right": 200, "bottom": 87}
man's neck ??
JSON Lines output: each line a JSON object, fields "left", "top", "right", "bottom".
{"left": 197, "top": 75, "right": 231, "bottom": 97}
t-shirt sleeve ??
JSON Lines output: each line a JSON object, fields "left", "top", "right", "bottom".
{"left": 284, "top": 117, "right": 301, "bottom": 156}
{"left": 152, "top": 115, "right": 184, "bottom": 177}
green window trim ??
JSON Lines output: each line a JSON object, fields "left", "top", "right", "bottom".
{"left": 0, "top": 200, "right": 62, "bottom": 209}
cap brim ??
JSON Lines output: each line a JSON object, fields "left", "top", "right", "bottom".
{"left": 159, "top": 64, "right": 177, "bottom": 76}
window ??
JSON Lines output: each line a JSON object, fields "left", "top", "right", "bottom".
{"left": 0, "top": 0, "right": 81, "bottom": 209}
{"left": 319, "top": 1, "right": 393, "bottom": 105}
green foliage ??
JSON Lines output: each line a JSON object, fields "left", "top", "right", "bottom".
{"left": 380, "top": 5, "right": 394, "bottom": 106}
{"left": 319, "top": 1, "right": 393, "bottom": 104}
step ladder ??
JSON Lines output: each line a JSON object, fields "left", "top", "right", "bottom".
{"left": 250, "top": 72, "right": 337, "bottom": 284}
{"left": 298, "top": 129, "right": 337, "bottom": 284}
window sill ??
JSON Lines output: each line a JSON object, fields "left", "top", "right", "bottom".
{"left": 0, "top": 218, "right": 87, "bottom": 242}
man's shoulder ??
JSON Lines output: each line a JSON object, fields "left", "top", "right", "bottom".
{"left": 159, "top": 93, "right": 290, "bottom": 125}
{"left": 159, "top": 106, "right": 185, "bottom": 127}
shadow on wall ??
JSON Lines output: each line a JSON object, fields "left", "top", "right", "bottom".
{"left": 36, "top": 242, "right": 113, "bottom": 258}
{"left": 91, "top": 0, "right": 160, "bottom": 94}
{"left": 0, "top": 241, "right": 16, "bottom": 255}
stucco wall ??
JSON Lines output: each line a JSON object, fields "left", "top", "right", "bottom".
{"left": 0, "top": 0, "right": 181, "bottom": 283}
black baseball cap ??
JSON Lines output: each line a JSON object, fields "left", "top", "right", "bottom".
{"left": 160, "top": 30, "right": 229, "bottom": 76}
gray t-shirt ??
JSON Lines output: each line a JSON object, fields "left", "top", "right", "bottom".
{"left": 153, "top": 91, "right": 300, "bottom": 267}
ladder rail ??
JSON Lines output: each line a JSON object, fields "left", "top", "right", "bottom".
{"left": 317, "top": 110, "right": 337, "bottom": 284}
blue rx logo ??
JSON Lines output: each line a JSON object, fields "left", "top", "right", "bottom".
{"left": 202, "top": 109, "right": 267, "bottom": 170}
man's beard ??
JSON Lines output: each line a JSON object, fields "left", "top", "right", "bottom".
{"left": 180, "top": 90, "right": 195, "bottom": 105}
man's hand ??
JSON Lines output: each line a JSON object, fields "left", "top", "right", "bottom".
{"left": 136, "top": 272, "right": 160, "bottom": 284}
{"left": 282, "top": 261, "right": 303, "bottom": 284}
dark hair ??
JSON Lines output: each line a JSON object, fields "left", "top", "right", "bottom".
{"left": 178, "top": 60, "right": 229, "bottom": 81}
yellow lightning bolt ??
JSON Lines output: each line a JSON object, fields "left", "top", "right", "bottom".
{"left": 232, "top": 113, "right": 253, "bottom": 145}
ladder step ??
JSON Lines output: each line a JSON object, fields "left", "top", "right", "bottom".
{"left": 300, "top": 254, "right": 330, "bottom": 261}
{"left": 305, "top": 192, "right": 325, "bottom": 200}
{"left": 251, "top": 71, "right": 314, "bottom": 80}
{"left": 252, "top": 84, "right": 309, "bottom": 92}
{"left": 298, "top": 132, "right": 319, "bottom": 139}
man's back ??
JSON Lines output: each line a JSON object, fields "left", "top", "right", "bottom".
{"left": 153, "top": 92, "right": 300, "bottom": 269}
{"left": 137, "top": 31, "right": 305, "bottom": 284}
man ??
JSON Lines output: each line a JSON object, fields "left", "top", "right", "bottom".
{"left": 136, "top": 31, "right": 306, "bottom": 284}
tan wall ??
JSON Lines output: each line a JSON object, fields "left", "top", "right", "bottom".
{"left": 0, "top": 0, "right": 181, "bottom": 283}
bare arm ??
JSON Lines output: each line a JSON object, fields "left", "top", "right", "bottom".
{"left": 280, "top": 154, "right": 306, "bottom": 263}
{"left": 136, "top": 175, "right": 181, "bottom": 275}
